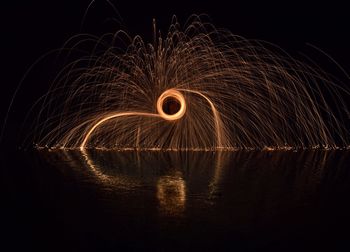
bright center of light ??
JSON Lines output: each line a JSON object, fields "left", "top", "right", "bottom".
{"left": 157, "top": 89, "right": 186, "bottom": 121}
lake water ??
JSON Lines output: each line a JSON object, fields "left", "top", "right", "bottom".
{"left": 2, "top": 149, "right": 350, "bottom": 251}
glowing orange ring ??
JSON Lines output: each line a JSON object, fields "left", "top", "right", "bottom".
{"left": 157, "top": 89, "right": 186, "bottom": 121}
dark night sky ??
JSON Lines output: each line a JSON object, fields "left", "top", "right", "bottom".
{"left": 1, "top": 0, "right": 350, "bottom": 147}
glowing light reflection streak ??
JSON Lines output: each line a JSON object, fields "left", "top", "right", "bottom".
{"left": 79, "top": 148, "right": 226, "bottom": 216}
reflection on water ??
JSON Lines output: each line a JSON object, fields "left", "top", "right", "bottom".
{"left": 40, "top": 149, "right": 236, "bottom": 217}
{"left": 37, "top": 150, "right": 350, "bottom": 218}
{"left": 157, "top": 172, "right": 186, "bottom": 217}
{"left": 4, "top": 149, "right": 350, "bottom": 250}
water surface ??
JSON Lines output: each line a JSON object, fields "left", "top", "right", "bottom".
{"left": 3, "top": 149, "right": 350, "bottom": 251}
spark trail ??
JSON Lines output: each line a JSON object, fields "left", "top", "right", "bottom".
{"left": 27, "top": 15, "right": 349, "bottom": 151}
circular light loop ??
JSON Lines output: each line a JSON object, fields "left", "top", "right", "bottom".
{"left": 157, "top": 89, "right": 186, "bottom": 121}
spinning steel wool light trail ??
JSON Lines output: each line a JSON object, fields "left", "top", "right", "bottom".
{"left": 31, "top": 16, "right": 350, "bottom": 151}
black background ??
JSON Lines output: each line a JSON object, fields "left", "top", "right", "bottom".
{"left": 1, "top": 1, "right": 350, "bottom": 251}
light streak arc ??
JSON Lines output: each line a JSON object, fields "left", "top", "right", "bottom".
{"left": 23, "top": 15, "right": 349, "bottom": 150}
{"left": 80, "top": 112, "right": 160, "bottom": 150}
{"left": 79, "top": 88, "right": 225, "bottom": 150}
